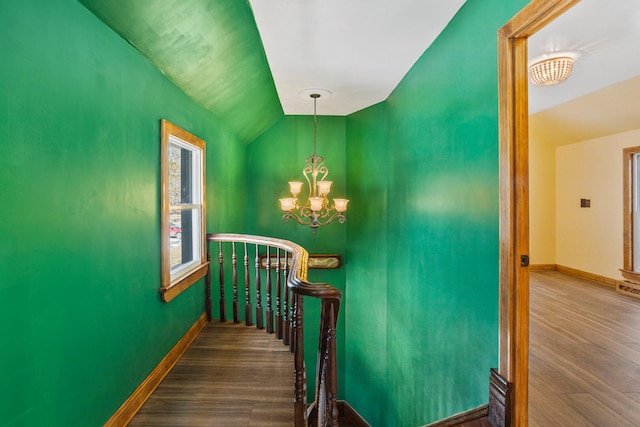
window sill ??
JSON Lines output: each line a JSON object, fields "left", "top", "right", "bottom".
{"left": 160, "top": 261, "right": 210, "bottom": 303}
{"left": 620, "top": 269, "right": 640, "bottom": 284}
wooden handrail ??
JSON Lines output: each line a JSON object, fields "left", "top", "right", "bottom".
{"left": 205, "top": 233, "right": 342, "bottom": 427}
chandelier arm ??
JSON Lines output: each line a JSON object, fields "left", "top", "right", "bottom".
{"left": 319, "top": 212, "right": 347, "bottom": 226}
{"left": 282, "top": 211, "right": 312, "bottom": 226}
{"left": 303, "top": 156, "right": 315, "bottom": 198}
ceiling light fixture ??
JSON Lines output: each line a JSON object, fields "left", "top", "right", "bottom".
{"left": 529, "top": 52, "right": 579, "bottom": 87}
{"left": 279, "top": 89, "right": 349, "bottom": 234}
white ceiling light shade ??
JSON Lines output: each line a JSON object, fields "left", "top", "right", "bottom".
{"left": 529, "top": 52, "right": 580, "bottom": 87}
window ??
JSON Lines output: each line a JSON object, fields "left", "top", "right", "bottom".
{"left": 622, "top": 146, "right": 640, "bottom": 280}
{"left": 160, "top": 119, "right": 208, "bottom": 302}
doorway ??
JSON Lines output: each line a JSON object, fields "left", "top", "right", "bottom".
{"left": 497, "top": 0, "right": 581, "bottom": 425}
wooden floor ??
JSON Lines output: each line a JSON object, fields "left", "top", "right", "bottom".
{"left": 129, "top": 320, "right": 294, "bottom": 427}
{"left": 529, "top": 271, "right": 640, "bottom": 426}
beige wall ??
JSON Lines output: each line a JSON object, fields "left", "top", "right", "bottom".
{"left": 530, "top": 128, "right": 640, "bottom": 279}
{"left": 529, "top": 126, "right": 557, "bottom": 265}
{"left": 556, "top": 129, "right": 640, "bottom": 280}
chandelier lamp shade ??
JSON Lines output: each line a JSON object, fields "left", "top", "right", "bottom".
{"left": 279, "top": 90, "right": 349, "bottom": 234}
{"left": 529, "top": 52, "right": 579, "bottom": 87}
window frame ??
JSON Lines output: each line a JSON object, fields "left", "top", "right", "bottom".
{"left": 622, "top": 146, "right": 640, "bottom": 282}
{"left": 159, "top": 119, "right": 208, "bottom": 302}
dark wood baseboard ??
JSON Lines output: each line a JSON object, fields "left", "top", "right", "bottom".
{"left": 338, "top": 400, "right": 371, "bottom": 426}
{"left": 530, "top": 264, "right": 618, "bottom": 288}
{"left": 425, "top": 369, "right": 512, "bottom": 427}
{"left": 424, "top": 405, "right": 489, "bottom": 427}
{"left": 488, "top": 368, "right": 511, "bottom": 427}
{"left": 104, "top": 313, "right": 209, "bottom": 426}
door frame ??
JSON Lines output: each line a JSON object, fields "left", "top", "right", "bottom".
{"left": 497, "top": 0, "right": 580, "bottom": 425}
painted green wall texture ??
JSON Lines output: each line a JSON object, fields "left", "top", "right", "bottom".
{"left": 0, "top": 0, "right": 246, "bottom": 425}
{"left": 345, "top": 101, "right": 390, "bottom": 424}
{"left": 79, "top": 0, "right": 283, "bottom": 144}
{"left": 246, "top": 115, "right": 348, "bottom": 400}
{"left": 344, "top": 0, "right": 529, "bottom": 425}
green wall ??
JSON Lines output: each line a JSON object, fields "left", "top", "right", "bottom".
{"left": 0, "top": 0, "right": 246, "bottom": 425}
{"left": 0, "top": 0, "right": 534, "bottom": 425}
{"left": 344, "top": 0, "right": 529, "bottom": 425}
{"left": 345, "top": 101, "right": 389, "bottom": 423}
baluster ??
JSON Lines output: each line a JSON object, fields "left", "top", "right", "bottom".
{"left": 255, "top": 245, "right": 263, "bottom": 330}
{"left": 243, "top": 242, "right": 252, "bottom": 326}
{"left": 275, "top": 248, "right": 283, "bottom": 339}
{"left": 266, "top": 246, "right": 274, "bottom": 334}
{"left": 290, "top": 293, "right": 301, "bottom": 353}
{"left": 292, "top": 293, "right": 307, "bottom": 425}
{"left": 318, "top": 301, "right": 339, "bottom": 427}
{"left": 232, "top": 242, "right": 239, "bottom": 324}
{"left": 282, "top": 251, "right": 290, "bottom": 346}
{"left": 219, "top": 241, "right": 226, "bottom": 322}
{"left": 205, "top": 239, "right": 212, "bottom": 321}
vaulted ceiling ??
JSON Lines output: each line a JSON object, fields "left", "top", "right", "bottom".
{"left": 80, "top": 0, "right": 283, "bottom": 144}
{"left": 79, "top": 0, "right": 466, "bottom": 143}
{"left": 80, "top": 0, "right": 639, "bottom": 145}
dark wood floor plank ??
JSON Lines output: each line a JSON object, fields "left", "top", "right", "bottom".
{"left": 530, "top": 271, "right": 640, "bottom": 426}
{"left": 129, "top": 320, "right": 294, "bottom": 426}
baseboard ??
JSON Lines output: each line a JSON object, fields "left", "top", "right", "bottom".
{"left": 529, "top": 264, "right": 557, "bottom": 271}
{"left": 488, "top": 368, "right": 511, "bottom": 427}
{"left": 555, "top": 265, "right": 618, "bottom": 288}
{"left": 104, "top": 313, "right": 208, "bottom": 426}
{"left": 424, "top": 405, "right": 488, "bottom": 427}
{"left": 338, "top": 400, "right": 371, "bottom": 427}
{"left": 531, "top": 263, "right": 617, "bottom": 288}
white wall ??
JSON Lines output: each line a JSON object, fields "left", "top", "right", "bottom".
{"left": 555, "top": 129, "right": 640, "bottom": 280}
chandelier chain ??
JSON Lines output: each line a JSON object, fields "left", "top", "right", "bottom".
{"left": 312, "top": 94, "right": 319, "bottom": 156}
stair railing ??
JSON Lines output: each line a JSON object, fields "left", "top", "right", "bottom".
{"left": 205, "top": 233, "right": 342, "bottom": 427}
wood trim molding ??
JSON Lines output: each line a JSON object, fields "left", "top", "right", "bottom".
{"left": 529, "top": 264, "right": 557, "bottom": 271}
{"left": 555, "top": 265, "right": 618, "bottom": 288}
{"left": 498, "top": 1, "right": 581, "bottom": 425}
{"left": 337, "top": 401, "right": 371, "bottom": 427}
{"left": 531, "top": 264, "right": 618, "bottom": 288}
{"left": 620, "top": 269, "right": 640, "bottom": 283}
{"left": 104, "top": 313, "right": 208, "bottom": 426}
{"left": 621, "top": 147, "right": 640, "bottom": 271}
{"left": 488, "top": 368, "right": 512, "bottom": 427}
{"left": 160, "top": 262, "right": 210, "bottom": 303}
{"left": 424, "top": 405, "right": 489, "bottom": 427}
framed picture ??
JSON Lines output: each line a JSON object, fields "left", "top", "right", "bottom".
{"left": 259, "top": 253, "right": 342, "bottom": 270}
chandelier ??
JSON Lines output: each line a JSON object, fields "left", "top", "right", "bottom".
{"left": 279, "top": 90, "right": 349, "bottom": 234}
{"left": 529, "top": 52, "right": 578, "bottom": 87}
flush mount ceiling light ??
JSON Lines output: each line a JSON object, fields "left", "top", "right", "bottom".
{"left": 529, "top": 52, "right": 580, "bottom": 87}
{"left": 279, "top": 89, "right": 349, "bottom": 234}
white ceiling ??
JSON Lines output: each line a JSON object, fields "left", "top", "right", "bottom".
{"left": 249, "top": 0, "right": 466, "bottom": 116}
{"left": 528, "top": 0, "right": 640, "bottom": 114}
{"left": 249, "top": 0, "right": 639, "bottom": 130}
{"left": 528, "top": 0, "right": 640, "bottom": 143}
